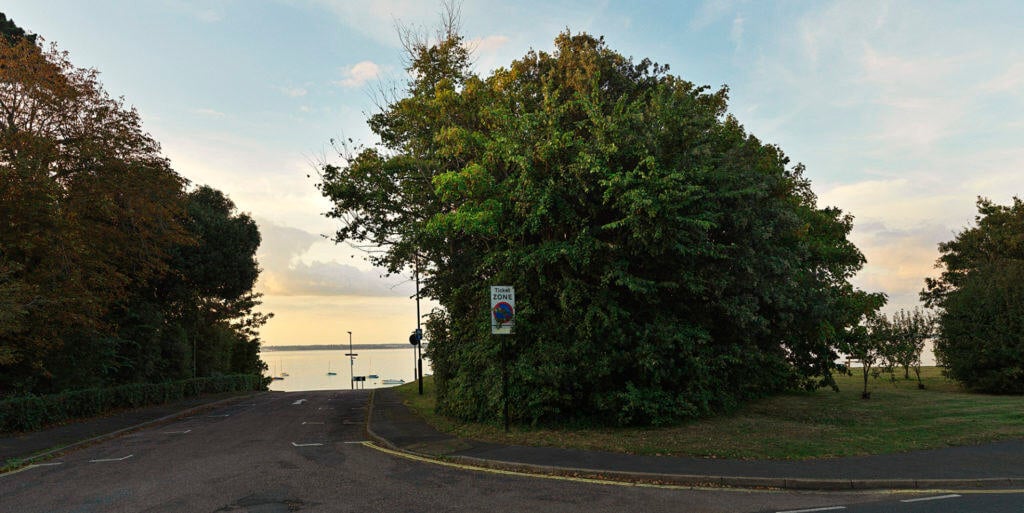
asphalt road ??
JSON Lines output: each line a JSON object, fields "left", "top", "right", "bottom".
{"left": 0, "top": 390, "right": 1016, "bottom": 513}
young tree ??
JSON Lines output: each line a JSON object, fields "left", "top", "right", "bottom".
{"left": 841, "top": 296, "right": 890, "bottom": 399}
{"left": 887, "top": 308, "right": 934, "bottom": 388}
{"left": 320, "top": 25, "right": 881, "bottom": 425}
{"left": 923, "top": 197, "right": 1024, "bottom": 394}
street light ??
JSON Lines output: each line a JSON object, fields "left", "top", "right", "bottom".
{"left": 345, "top": 331, "right": 356, "bottom": 390}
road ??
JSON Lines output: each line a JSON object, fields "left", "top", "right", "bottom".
{"left": 0, "top": 390, "right": 1017, "bottom": 512}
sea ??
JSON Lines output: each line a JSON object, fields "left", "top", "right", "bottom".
{"left": 260, "top": 347, "right": 431, "bottom": 392}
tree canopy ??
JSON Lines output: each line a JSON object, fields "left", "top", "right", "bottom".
{"left": 0, "top": 20, "right": 269, "bottom": 395}
{"left": 320, "top": 27, "right": 881, "bottom": 425}
{"left": 923, "top": 197, "right": 1024, "bottom": 394}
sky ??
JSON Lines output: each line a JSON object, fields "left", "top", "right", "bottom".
{"left": 5, "top": 1, "right": 1023, "bottom": 347}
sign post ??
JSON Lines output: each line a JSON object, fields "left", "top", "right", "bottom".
{"left": 490, "top": 286, "right": 515, "bottom": 432}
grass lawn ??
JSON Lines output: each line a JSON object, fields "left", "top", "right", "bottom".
{"left": 394, "top": 367, "right": 1024, "bottom": 460}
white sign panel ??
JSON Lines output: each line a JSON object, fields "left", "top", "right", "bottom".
{"left": 490, "top": 285, "right": 515, "bottom": 335}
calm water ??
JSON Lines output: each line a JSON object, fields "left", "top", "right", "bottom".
{"left": 261, "top": 348, "right": 431, "bottom": 392}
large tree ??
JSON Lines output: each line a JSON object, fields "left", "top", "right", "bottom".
{"left": 0, "top": 30, "right": 269, "bottom": 394}
{"left": 320, "top": 27, "right": 879, "bottom": 425}
{"left": 923, "top": 197, "right": 1024, "bottom": 394}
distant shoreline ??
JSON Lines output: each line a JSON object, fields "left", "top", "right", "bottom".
{"left": 261, "top": 344, "right": 416, "bottom": 352}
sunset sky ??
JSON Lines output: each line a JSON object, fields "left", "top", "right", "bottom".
{"left": 5, "top": 1, "right": 1023, "bottom": 346}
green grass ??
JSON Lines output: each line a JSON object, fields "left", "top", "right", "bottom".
{"left": 395, "top": 367, "right": 1024, "bottom": 460}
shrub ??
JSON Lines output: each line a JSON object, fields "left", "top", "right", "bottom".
{"left": 0, "top": 374, "right": 264, "bottom": 433}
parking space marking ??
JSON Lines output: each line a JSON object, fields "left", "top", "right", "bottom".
{"left": 89, "top": 455, "right": 133, "bottom": 463}
{"left": 301, "top": 421, "right": 324, "bottom": 425}
{"left": 900, "top": 494, "right": 961, "bottom": 503}
{"left": 291, "top": 442, "right": 324, "bottom": 447}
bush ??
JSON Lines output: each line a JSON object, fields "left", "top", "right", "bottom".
{"left": 0, "top": 374, "right": 264, "bottom": 433}
{"left": 935, "top": 263, "right": 1024, "bottom": 394}
{"left": 924, "top": 197, "right": 1024, "bottom": 395}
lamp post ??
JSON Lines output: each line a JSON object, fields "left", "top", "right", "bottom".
{"left": 415, "top": 260, "right": 423, "bottom": 395}
{"left": 346, "top": 331, "right": 355, "bottom": 390}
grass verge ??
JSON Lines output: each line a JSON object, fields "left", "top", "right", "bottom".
{"left": 395, "top": 367, "right": 1024, "bottom": 460}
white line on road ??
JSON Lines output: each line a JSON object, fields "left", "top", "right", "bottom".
{"left": 900, "top": 494, "right": 961, "bottom": 503}
{"left": 0, "top": 462, "right": 64, "bottom": 478}
{"left": 291, "top": 442, "right": 324, "bottom": 447}
{"left": 343, "top": 440, "right": 369, "bottom": 444}
{"left": 292, "top": 399, "right": 307, "bottom": 405}
{"left": 164, "top": 429, "right": 192, "bottom": 434}
{"left": 301, "top": 421, "right": 324, "bottom": 425}
{"left": 89, "top": 455, "right": 133, "bottom": 463}
{"left": 207, "top": 414, "right": 230, "bottom": 418}
{"left": 777, "top": 507, "right": 846, "bottom": 513}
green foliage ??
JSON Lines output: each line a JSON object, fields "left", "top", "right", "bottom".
{"left": 0, "top": 374, "right": 265, "bottom": 433}
{"left": 924, "top": 197, "right": 1024, "bottom": 394}
{"left": 321, "top": 28, "right": 879, "bottom": 426}
{"left": 884, "top": 308, "right": 934, "bottom": 386}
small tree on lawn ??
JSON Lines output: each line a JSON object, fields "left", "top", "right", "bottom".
{"left": 889, "top": 308, "right": 934, "bottom": 389}
{"left": 841, "top": 294, "right": 889, "bottom": 399}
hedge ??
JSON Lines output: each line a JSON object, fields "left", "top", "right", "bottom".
{"left": 0, "top": 374, "right": 266, "bottom": 433}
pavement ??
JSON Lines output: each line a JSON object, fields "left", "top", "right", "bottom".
{"left": 365, "top": 388, "right": 1024, "bottom": 491}
{"left": 3, "top": 387, "right": 1022, "bottom": 492}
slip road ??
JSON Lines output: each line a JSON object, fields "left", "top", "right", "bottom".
{"left": 1, "top": 390, "right": 1014, "bottom": 512}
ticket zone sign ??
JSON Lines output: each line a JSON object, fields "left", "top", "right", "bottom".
{"left": 490, "top": 285, "right": 515, "bottom": 335}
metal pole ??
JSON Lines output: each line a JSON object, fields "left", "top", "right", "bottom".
{"left": 502, "top": 335, "right": 509, "bottom": 432}
{"left": 416, "top": 260, "right": 423, "bottom": 395}
{"left": 348, "top": 331, "right": 353, "bottom": 390}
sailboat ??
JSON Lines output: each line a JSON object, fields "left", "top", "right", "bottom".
{"left": 326, "top": 362, "right": 337, "bottom": 376}
{"left": 272, "top": 361, "right": 284, "bottom": 381}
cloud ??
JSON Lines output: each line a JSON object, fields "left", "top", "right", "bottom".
{"left": 255, "top": 220, "right": 414, "bottom": 297}
{"left": 166, "top": 0, "right": 229, "bottom": 23}
{"left": 690, "top": 0, "right": 738, "bottom": 30}
{"left": 981, "top": 62, "right": 1024, "bottom": 94}
{"left": 192, "top": 108, "right": 227, "bottom": 119}
{"left": 277, "top": 86, "right": 308, "bottom": 98}
{"left": 729, "top": 15, "right": 744, "bottom": 50}
{"left": 336, "top": 61, "right": 383, "bottom": 88}
{"left": 466, "top": 34, "right": 509, "bottom": 54}
{"left": 306, "top": 0, "right": 437, "bottom": 47}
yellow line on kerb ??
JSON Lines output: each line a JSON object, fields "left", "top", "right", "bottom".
{"left": 360, "top": 441, "right": 745, "bottom": 491}
{"left": 360, "top": 440, "right": 790, "bottom": 491}
{"left": 359, "top": 442, "right": 1024, "bottom": 496}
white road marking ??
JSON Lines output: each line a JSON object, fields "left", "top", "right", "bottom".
{"left": 164, "top": 429, "right": 192, "bottom": 434}
{"left": 291, "top": 442, "right": 324, "bottom": 447}
{"left": 292, "top": 399, "right": 307, "bottom": 405}
{"left": 777, "top": 507, "right": 846, "bottom": 513}
{"left": 343, "top": 440, "right": 370, "bottom": 444}
{"left": 0, "top": 462, "right": 64, "bottom": 477}
{"left": 900, "top": 494, "right": 961, "bottom": 503}
{"left": 89, "top": 455, "right": 133, "bottom": 463}
{"left": 301, "top": 421, "right": 324, "bottom": 425}
{"left": 207, "top": 414, "right": 230, "bottom": 418}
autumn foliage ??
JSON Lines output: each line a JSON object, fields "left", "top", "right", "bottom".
{"left": 0, "top": 20, "right": 268, "bottom": 395}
